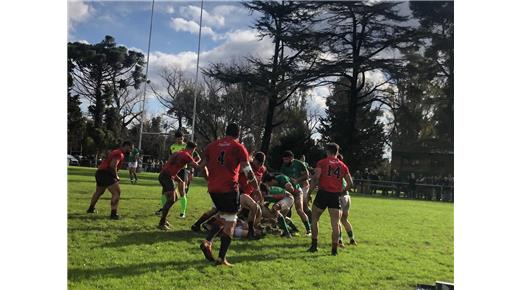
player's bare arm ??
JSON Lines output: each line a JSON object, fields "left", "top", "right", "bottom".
{"left": 309, "top": 167, "right": 322, "bottom": 194}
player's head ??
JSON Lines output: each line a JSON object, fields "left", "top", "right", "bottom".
{"left": 282, "top": 150, "right": 294, "bottom": 165}
{"left": 325, "top": 143, "right": 339, "bottom": 157}
{"left": 299, "top": 154, "right": 306, "bottom": 162}
{"left": 186, "top": 141, "right": 197, "bottom": 153}
{"left": 262, "top": 173, "right": 276, "bottom": 185}
{"left": 174, "top": 131, "right": 184, "bottom": 143}
{"left": 253, "top": 151, "right": 266, "bottom": 167}
{"left": 225, "top": 123, "right": 240, "bottom": 139}
{"left": 121, "top": 141, "right": 134, "bottom": 153}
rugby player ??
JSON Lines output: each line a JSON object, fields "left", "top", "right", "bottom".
{"left": 263, "top": 173, "right": 312, "bottom": 235}
{"left": 157, "top": 141, "right": 199, "bottom": 230}
{"left": 198, "top": 123, "right": 260, "bottom": 266}
{"left": 125, "top": 146, "right": 140, "bottom": 184}
{"left": 259, "top": 184, "right": 294, "bottom": 237}
{"left": 280, "top": 151, "right": 313, "bottom": 224}
{"left": 307, "top": 143, "right": 352, "bottom": 256}
{"left": 238, "top": 151, "right": 267, "bottom": 239}
{"left": 337, "top": 154, "right": 357, "bottom": 247}
{"left": 86, "top": 141, "right": 134, "bottom": 220}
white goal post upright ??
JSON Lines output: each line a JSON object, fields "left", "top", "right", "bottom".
{"left": 191, "top": 0, "right": 204, "bottom": 142}
{"left": 138, "top": 0, "right": 155, "bottom": 150}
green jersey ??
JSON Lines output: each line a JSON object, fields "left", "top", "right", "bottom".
{"left": 170, "top": 143, "right": 186, "bottom": 154}
{"left": 264, "top": 186, "right": 287, "bottom": 203}
{"left": 280, "top": 159, "right": 308, "bottom": 181}
{"left": 275, "top": 174, "right": 301, "bottom": 190}
{"left": 125, "top": 148, "right": 140, "bottom": 162}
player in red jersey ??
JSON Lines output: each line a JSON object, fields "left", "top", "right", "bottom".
{"left": 238, "top": 151, "right": 267, "bottom": 239}
{"left": 157, "top": 141, "right": 199, "bottom": 230}
{"left": 86, "top": 141, "right": 134, "bottom": 220}
{"left": 307, "top": 143, "right": 353, "bottom": 256}
{"left": 198, "top": 123, "right": 260, "bottom": 266}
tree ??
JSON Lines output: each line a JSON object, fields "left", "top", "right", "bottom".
{"left": 68, "top": 35, "right": 146, "bottom": 154}
{"left": 409, "top": 1, "right": 454, "bottom": 145}
{"left": 68, "top": 59, "right": 86, "bottom": 154}
{"left": 314, "top": 1, "right": 412, "bottom": 168}
{"left": 205, "top": 1, "right": 322, "bottom": 153}
{"left": 320, "top": 77, "right": 387, "bottom": 169}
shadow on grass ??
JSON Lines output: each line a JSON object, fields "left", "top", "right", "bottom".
{"left": 68, "top": 249, "right": 313, "bottom": 282}
{"left": 101, "top": 230, "right": 201, "bottom": 248}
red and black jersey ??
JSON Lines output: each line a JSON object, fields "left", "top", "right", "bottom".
{"left": 98, "top": 149, "right": 125, "bottom": 171}
{"left": 161, "top": 150, "right": 196, "bottom": 178}
{"left": 316, "top": 156, "right": 350, "bottom": 193}
{"left": 205, "top": 136, "right": 250, "bottom": 193}
{"left": 238, "top": 164, "right": 266, "bottom": 195}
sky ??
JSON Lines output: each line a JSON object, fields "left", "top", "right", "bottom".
{"left": 68, "top": 0, "right": 310, "bottom": 117}
{"left": 68, "top": 0, "right": 413, "bottom": 157}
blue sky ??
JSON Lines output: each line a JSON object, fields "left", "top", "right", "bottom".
{"left": 68, "top": 1, "right": 285, "bottom": 116}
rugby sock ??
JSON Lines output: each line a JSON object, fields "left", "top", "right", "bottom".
{"left": 194, "top": 212, "right": 212, "bottom": 227}
{"left": 311, "top": 238, "right": 318, "bottom": 248}
{"left": 339, "top": 231, "right": 343, "bottom": 242}
{"left": 247, "top": 221, "right": 255, "bottom": 238}
{"left": 160, "top": 194, "right": 167, "bottom": 207}
{"left": 304, "top": 221, "right": 311, "bottom": 232}
{"left": 347, "top": 230, "right": 354, "bottom": 240}
{"left": 219, "top": 234, "right": 232, "bottom": 259}
{"left": 205, "top": 221, "right": 222, "bottom": 242}
{"left": 180, "top": 196, "right": 188, "bottom": 215}
{"left": 285, "top": 217, "right": 299, "bottom": 232}
{"left": 277, "top": 216, "right": 291, "bottom": 235}
{"left": 160, "top": 198, "right": 175, "bottom": 222}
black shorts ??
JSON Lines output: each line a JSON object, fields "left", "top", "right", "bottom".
{"left": 314, "top": 190, "right": 341, "bottom": 210}
{"left": 95, "top": 169, "right": 118, "bottom": 187}
{"left": 177, "top": 168, "right": 188, "bottom": 182}
{"left": 210, "top": 191, "right": 240, "bottom": 213}
{"left": 158, "top": 172, "right": 176, "bottom": 193}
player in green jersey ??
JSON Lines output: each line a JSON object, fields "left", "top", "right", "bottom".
{"left": 125, "top": 147, "right": 140, "bottom": 184}
{"left": 337, "top": 154, "right": 357, "bottom": 246}
{"left": 280, "top": 151, "right": 313, "bottom": 223}
{"left": 259, "top": 184, "right": 294, "bottom": 237}
{"left": 263, "top": 173, "right": 312, "bottom": 235}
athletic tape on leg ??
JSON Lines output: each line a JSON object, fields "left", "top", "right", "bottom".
{"left": 220, "top": 213, "right": 238, "bottom": 222}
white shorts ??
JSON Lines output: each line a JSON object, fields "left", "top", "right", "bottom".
{"left": 128, "top": 161, "right": 138, "bottom": 169}
{"left": 277, "top": 196, "right": 294, "bottom": 212}
{"left": 339, "top": 194, "right": 351, "bottom": 213}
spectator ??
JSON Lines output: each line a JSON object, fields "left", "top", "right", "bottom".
{"left": 362, "top": 168, "right": 370, "bottom": 194}
{"left": 408, "top": 172, "right": 417, "bottom": 199}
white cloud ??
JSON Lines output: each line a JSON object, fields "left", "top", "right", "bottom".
{"left": 166, "top": 5, "right": 175, "bottom": 14}
{"left": 169, "top": 17, "right": 221, "bottom": 41}
{"left": 180, "top": 5, "right": 225, "bottom": 28}
{"left": 68, "top": 1, "right": 92, "bottom": 28}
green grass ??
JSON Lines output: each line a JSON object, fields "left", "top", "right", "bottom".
{"left": 68, "top": 166, "right": 453, "bottom": 289}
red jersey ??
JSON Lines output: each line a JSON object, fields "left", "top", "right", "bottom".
{"left": 238, "top": 164, "right": 266, "bottom": 195}
{"left": 205, "top": 136, "right": 250, "bottom": 193}
{"left": 316, "top": 156, "right": 350, "bottom": 193}
{"left": 98, "top": 149, "right": 125, "bottom": 171}
{"left": 161, "top": 150, "right": 196, "bottom": 177}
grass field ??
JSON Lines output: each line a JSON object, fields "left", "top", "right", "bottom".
{"left": 68, "top": 167, "right": 453, "bottom": 289}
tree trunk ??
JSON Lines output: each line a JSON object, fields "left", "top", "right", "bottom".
{"left": 260, "top": 98, "right": 277, "bottom": 153}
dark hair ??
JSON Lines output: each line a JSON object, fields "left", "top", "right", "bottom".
{"left": 254, "top": 151, "right": 266, "bottom": 164}
{"left": 174, "top": 131, "right": 183, "bottom": 138}
{"left": 122, "top": 141, "right": 133, "bottom": 147}
{"left": 282, "top": 150, "right": 294, "bottom": 158}
{"left": 262, "top": 173, "right": 274, "bottom": 183}
{"left": 225, "top": 123, "right": 240, "bottom": 138}
{"left": 186, "top": 141, "right": 197, "bottom": 150}
{"left": 325, "top": 143, "right": 339, "bottom": 155}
